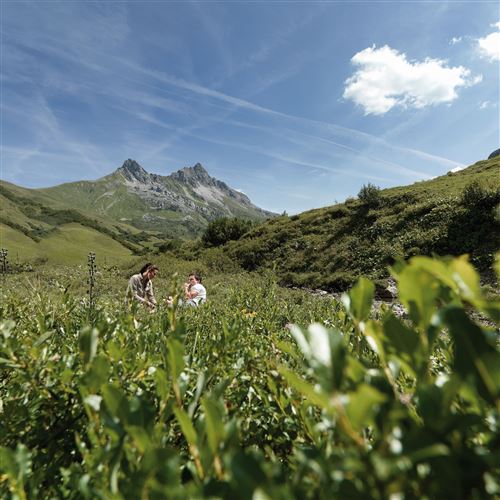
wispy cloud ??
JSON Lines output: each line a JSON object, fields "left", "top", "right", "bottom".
{"left": 5, "top": 12, "right": 460, "bottom": 177}
{"left": 479, "top": 100, "right": 498, "bottom": 110}
{"left": 2, "top": 1, "right": 480, "bottom": 210}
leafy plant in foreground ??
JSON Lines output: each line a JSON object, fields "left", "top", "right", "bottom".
{"left": 0, "top": 255, "right": 498, "bottom": 498}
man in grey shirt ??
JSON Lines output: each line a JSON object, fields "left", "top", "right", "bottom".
{"left": 126, "top": 263, "right": 159, "bottom": 311}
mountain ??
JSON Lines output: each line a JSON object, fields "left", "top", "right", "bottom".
{"left": 38, "top": 160, "right": 273, "bottom": 235}
{"left": 223, "top": 157, "right": 500, "bottom": 291}
{"left": 0, "top": 160, "right": 274, "bottom": 264}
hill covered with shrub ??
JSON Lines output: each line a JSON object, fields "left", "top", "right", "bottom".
{"left": 222, "top": 157, "right": 500, "bottom": 290}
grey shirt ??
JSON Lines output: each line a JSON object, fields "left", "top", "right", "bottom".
{"left": 126, "top": 273, "right": 156, "bottom": 306}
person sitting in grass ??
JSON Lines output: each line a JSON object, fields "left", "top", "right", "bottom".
{"left": 126, "top": 263, "right": 158, "bottom": 311}
{"left": 184, "top": 272, "right": 207, "bottom": 306}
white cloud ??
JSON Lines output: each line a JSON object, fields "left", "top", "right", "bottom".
{"left": 479, "top": 100, "right": 498, "bottom": 110}
{"left": 450, "top": 36, "right": 463, "bottom": 45}
{"left": 477, "top": 22, "right": 500, "bottom": 61}
{"left": 343, "top": 45, "right": 481, "bottom": 115}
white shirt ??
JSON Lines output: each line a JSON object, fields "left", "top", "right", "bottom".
{"left": 190, "top": 283, "right": 206, "bottom": 305}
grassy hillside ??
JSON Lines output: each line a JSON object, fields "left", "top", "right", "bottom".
{"left": 0, "top": 223, "right": 135, "bottom": 265}
{"left": 224, "top": 157, "right": 500, "bottom": 290}
{"left": 0, "top": 182, "right": 153, "bottom": 264}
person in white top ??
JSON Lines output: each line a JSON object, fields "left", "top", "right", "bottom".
{"left": 184, "top": 272, "right": 207, "bottom": 306}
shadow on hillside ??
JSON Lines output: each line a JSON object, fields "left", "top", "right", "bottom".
{"left": 328, "top": 204, "right": 374, "bottom": 242}
{"left": 440, "top": 204, "right": 500, "bottom": 270}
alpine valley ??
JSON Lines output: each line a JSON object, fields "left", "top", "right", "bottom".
{"left": 0, "top": 160, "right": 274, "bottom": 264}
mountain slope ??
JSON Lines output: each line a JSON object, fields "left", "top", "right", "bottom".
{"left": 225, "top": 157, "right": 500, "bottom": 290}
{"left": 37, "top": 160, "right": 273, "bottom": 236}
{"left": 0, "top": 181, "right": 145, "bottom": 264}
{"left": 0, "top": 160, "right": 273, "bottom": 264}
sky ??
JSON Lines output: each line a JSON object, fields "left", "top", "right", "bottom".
{"left": 1, "top": 1, "right": 499, "bottom": 214}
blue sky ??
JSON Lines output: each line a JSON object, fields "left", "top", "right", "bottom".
{"left": 1, "top": 1, "right": 499, "bottom": 214}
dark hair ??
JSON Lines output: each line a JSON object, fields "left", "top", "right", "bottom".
{"left": 140, "top": 263, "right": 158, "bottom": 276}
{"left": 189, "top": 272, "right": 202, "bottom": 283}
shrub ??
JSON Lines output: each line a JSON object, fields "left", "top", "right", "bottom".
{"left": 155, "top": 239, "right": 182, "bottom": 253}
{"left": 358, "top": 183, "right": 382, "bottom": 207}
{"left": 460, "top": 180, "right": 499, "bottom": 209}
{"left": 202, "top": 217, "right": 253, "bottom": 247}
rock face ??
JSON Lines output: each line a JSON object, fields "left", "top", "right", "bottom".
{"left": 488, "top": 149, "right": 500, "bottom": 160}
{"left": 110, "top": 159, "right": 273, "bottom": 221}
{"left": 117, "top": 159, "right": 150, "bottom": 184}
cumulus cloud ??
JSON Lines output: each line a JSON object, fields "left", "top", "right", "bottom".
{"left": 450, "top": 36, "right": 463, "bottom": 45}
{"left": 343, "top": 45, "right": 481, "bottom": 115}
{"left": 477, "top": 22, "right": 500, "bottom": 61}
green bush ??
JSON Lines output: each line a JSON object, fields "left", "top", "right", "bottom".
{"left": 461, "top": 180, "right": 500, "bottom": 209}
{"left": 154, "top": 239, "right": 182, "bottom": 253}
{"left": 358, "top": 183, "right": 382, "bottom": 206}
{"left": 202, "top": 217, "right": 253, "bottom": 247}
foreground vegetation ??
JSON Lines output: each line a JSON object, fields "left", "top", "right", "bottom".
{"left": 0, "top": 253, "right": 499, "bottom": 498}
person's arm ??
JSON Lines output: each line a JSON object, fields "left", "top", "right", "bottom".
{"left": 187, "top": 284, "right": 200, "bottom": 300}
{"left": 184, "top": 282, "right": 193, "bottom": 299}
{"left": 146, "top": 281, "right": 157, "bottom": 306}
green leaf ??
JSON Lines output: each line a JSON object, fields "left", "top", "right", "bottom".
{"left": 406, "top": 443, "right": 450, "bottom": 462}
{"left": 406, "top": 256, "right": 457, "bottom": 292}
{"left": 34, "top": 330, "right": 54, "bottom": 347}
{"left": 0, "top": 320, "right": 16, "bottom": 339}
{"left": 102, "top": 384, "right": 129, "bottom": 423}
{"left": 0, "top": 446, "right": 17, "bottom": 478}
{"left": 383, "top": 314, "right": 419, "bottom": 358}
{"left": 0, "top": 444, "right": 31, "bottom": 487}
{"left": 126, "top": 426, "right": 152, "bottom": 454}
{"left": 342, "top": 277, "right": 374, "bottom": 322}
{"left": 441, "top": 306, "right": 500, "bottom": 404}
{"left": 79, "top": 327, "right": 99, "bottom": 365}
{"left": 202, "top": 396, "right": 225, "bottom": 455}
{"left": 82, "top": 355, "right": 109, "bottom": 391}
{"left": 363, "top": 320, "right": 386, "bottom": 362}
{"left": 173, "top": 407, "right": 197, "bottom": 447}
{"left": 394, "top": 266, "right": 439, "bottom": 329}
{"left": 278, "top": 367, "right": 329, "bottom": 408}
{"left": 188, "top": 371, "right": 208, "bottom": 419}
{"left": 154, "top": 368, "right": 170, "bottom": 401}
{"left": 346, "top": 384, "right": 387, "bottom": 429}
{"left": 167, "top": 339, "right": 185, "bottom": 381}
{"left": 230, "top": 451, "right": 267, "bottom": 494}
{"left": 449, "top": 255, "right": 482, "bottom": 301}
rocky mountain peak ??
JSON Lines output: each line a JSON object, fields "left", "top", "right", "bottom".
{"left": 117, "top": 159, "right": 150, "bottom": 183}
{"left": 488, "top": 148, "right": 500, "bottom": 160}
{"left": 170, "top": 163, "right": 212, "bottom": 185}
